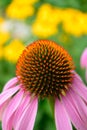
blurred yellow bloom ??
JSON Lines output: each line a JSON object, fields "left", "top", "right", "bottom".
{"left": 32, "top": 4, "right": 87, "bottom": 37}
{"left": 32, "top": 22, "right": 57, "bottom": 38}
{"left": 62, "top": 8, "right": 87, "bottom": 36}
{"left": 3, "top": 39, "right": 25, "bottom": 63}
{"left": 32, "top": 4, "right": 63, "bottom": 38}
{"left": 0, "top": 32, "right": 10, "bottom": 45}
{"left": 36, "top": 4, "right": 63, "bottom": 25}
{"left": 6, "top": 2, "right": 34, "bottom": 19}
{"left": 13, "top": 0, "right": 38, "bottom": 5}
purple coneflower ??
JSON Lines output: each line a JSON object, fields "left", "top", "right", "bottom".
{"left": 80, "top": 48, "right": 87, "bottom": 81}
{"left": 0, "top": 40, "right": 87, "bottom": 130}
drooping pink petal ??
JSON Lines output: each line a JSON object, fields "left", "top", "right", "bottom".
{"left": 13, "top": 92, "right": 30, "bottom": 128}
{"left": 0, "top": 99, "right": 10, "bottom": 120}
{"left": 80, "top": 48, "right": 87, "bottom": 68}
{"left": 2, "top": 112, "right": 15, "bottom": 130}
{"left": 3, "top": 77, "right": 18, "bottom": 91}
{"left": 55, "top": 98, "right": 72, "bottom": 130}
{"left": 0, "top": 86, "right": 20, "bottom": 107}
{"left": 2, "top": 90, "right": 24, "bottom": 130}
{"left": 72, "top": 72, "right": 87, "bottom": 102}
{"left": 62, "top": 89, "right": 87, "bottom": 130}
{"left": 15, "top": 97, "right": 38, "bottom": 130}
{"left": 69, "top": 88, "right": 87, "bottom": 124}
{"left": 71, "top": 90, "right": 87, "bottom": 124}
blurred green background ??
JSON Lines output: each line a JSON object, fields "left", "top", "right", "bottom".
{"left": 0, "top": 0, "right": 87, "bottom": 130}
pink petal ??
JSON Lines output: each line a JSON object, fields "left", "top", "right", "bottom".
{"left": 62, "top": 89, "right": 87, "bottom": 130}
{"left": 0, "top": 99, "right": 10, "bottom": 120}
{"left": 72, "top": 72, "right": 87, "bottom": 102}
{"left": 3, "top": 77, "right": 18, "bottom": 91}
{"left": 80, "top": 48, "right": 87, "bottom": 68}
{"left": 70, "top": 88, "right": 87, "bottom": 124}
{"left": 13, "top": 93, "right": 30, "bottom": 128}
{"left": 15, "top": 97, "right": 38, "bottom": 130}
{"left": 0, "top": 86, "right": 20, "bottom": 106}
{"left": 2, "top": 90, "right": 24, "bottom": 130}
{"left": 55, "top": 98, "right": 72, "bottom": 130}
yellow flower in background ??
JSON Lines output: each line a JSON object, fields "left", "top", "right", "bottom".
{"left": 32, "top": 4, "right": 63, "bottom": 38}
{"left": 2, "top": 2, "right": 87, "bottom": 38}
{"left": 62, "top": 8, "right": 87, "bottom": 36}
{"left": 0, "top": 32, "right": 10, "bottom": 45}
{"left": 6, "top": 0, "right": 38, "bottom": 19}
{"left": 13, "top": 0, "right": 38, "bottom": 5}
{"left": 36, "top": 4, "right": 63, "bottom": 25}
{"left": 32, "top": 22, "right": 57, "bottom": 38}
{"left": 3, "top": 39, "right": 25, "bottom": 63}
{"left": 32, "top": 4, "right": 87, "bottom": 38}
{"left": 6, "top": 2, "right": 34, "bottom": 19}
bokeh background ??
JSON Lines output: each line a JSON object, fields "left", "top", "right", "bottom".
{"left": 0, "top": 0, "right": 87, "bottom": 130}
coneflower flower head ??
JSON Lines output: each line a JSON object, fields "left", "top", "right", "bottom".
{"left": 0, "top": 40, "right": 87, "bottom": 130}
{"left": 16, "top": 40, "right": 74, "bottom": 98}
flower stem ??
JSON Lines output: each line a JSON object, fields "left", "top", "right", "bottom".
{"left": 48, "top": 96, "right": 55, "bottom": 118}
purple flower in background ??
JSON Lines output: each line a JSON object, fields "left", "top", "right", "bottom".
{"left": 0, "top": 40, "right": 87, "bottom": 130}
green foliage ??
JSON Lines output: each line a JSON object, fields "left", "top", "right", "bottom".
{"left": 0, "top": 0, "right": 12, "bottom": 11}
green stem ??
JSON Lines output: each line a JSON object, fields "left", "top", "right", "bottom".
{"left": 48, "top": 96, "right": 55, "bottom": 118}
